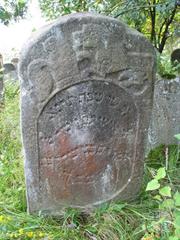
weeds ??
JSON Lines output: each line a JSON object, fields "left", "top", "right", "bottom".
{"left": 0, "top": 81, "right": 179, "bottom": 239}
{"left": 157, "top": 53, "right": 180, "bottom": 79}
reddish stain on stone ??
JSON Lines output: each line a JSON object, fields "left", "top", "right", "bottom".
{"left": 56, "top": 130, "right": 73, "bottom": 157}
{"left": 39, "top": 130, "right": 115, "bottom": 202}
{"left": 40, "top": 138, "right": 54, "bottom": 159}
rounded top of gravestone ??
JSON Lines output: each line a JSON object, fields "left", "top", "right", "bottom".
{"left": 20, "top": 12, "right": 153, "bottom": 49}
{"left": 19, "top": 12, "right": 155, "bottom": 90}
{"left": 3, "top": 63, "right": 16, "bottom": 73}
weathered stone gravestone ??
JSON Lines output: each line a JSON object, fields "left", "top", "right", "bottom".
{"left": 3, "top": 63, "right": 16, "bottom": 73}
{"left": 148, "top": 77, "right": 180, "bottom": 150}
{"left": 171, "top": 48, "right": 180, "bottom": 65}
{"left": 3, "top": 62, "right": 18, "bottom": 82}
{"left": 19, "top": 13, "right": 156, "bottom": 214}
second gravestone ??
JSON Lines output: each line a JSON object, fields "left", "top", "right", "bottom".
{"left": 19, "top": 13, "right": 156, "bottom": 214}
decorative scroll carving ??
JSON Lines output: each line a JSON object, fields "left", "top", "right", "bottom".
{"left": 28, "top": 60, "right": 54, "bottom": 102}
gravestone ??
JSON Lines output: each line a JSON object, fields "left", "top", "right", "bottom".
{"left": 19, "top": 13, "right": 156, "bottom": 214}
{"left": 3, "top": 63, "right": 18, "bottom": 82}
{"left": 3, "top": 63, "right": 16, "bottom": 73}
{"left": 171, "top": 48, "right": 180, "bottom": 65}
{"left": 148, "top": 77, "right": 180, "bottom": 150}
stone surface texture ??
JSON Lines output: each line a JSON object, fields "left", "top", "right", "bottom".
{"left": 19, "top": 13, "right": 156, "bottom": 214}
{"left": 148, "top": 77, "right": 180, "bottom": 150}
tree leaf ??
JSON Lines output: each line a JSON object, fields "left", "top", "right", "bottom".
{"left": 155, "top": 167, "right": 166, "bottom": 180}
{"left": 159, "top": 186, "right": 171, "bottom": 197}
{"left": 160, "top": 199, "right": 174, "bottom": 209}
{"left": 174, "top": 210, "right": 180, "bottom": 238}
{"left": 175, "top": 214, "right": 180, "bottom": 228}
{"left": 153, "top": 194, "right": 162, "bottom": 201}
{"left": 174, "top": 191, "right": 180, "bottom": 206}
{"left": 146, "top": 179, "right": 160, "bottom": 191}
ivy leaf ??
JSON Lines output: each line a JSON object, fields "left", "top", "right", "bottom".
{"left": 160, "top": 199, "right": 174, "bottom": 209}
{"left": 174, "top": 191, "right": 180, "bottom": 206}
{"left": 174, "top": 133, "right": 180, "bottom": 141}
{"left": 159, "top": 186, "right": 171, "bottom": 197}
{"left": 174, "top": 210, "right": 180, "bottom": 237}
{"left": 146, "top": 179, "right": 160, "bottom": 191}
{"left": 155, "top": 167, "right": 166, "bottom": 180}
{"left": 153, "top": 195, "right": 162, "bottom": 201}
{"left": 175, "top": 214, "right": 180, "bottom": 228}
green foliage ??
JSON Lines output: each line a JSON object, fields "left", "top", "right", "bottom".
{"left": 157, "top": 53, "right": 180, "bottom": 79}
{"left": 0, "top": 81, "right": 180, "bottom": 239}
{"left": 38, "top": 0, "right": 180, "bottom": 53}
{"left": 39, "top": 0, "right": 100, "bottom": 19}
{"left": 145, "top": 146, "right": 180, "bottom": 240}
{"left": 155, "top": 167, "right": 166, "bottom": 180}
{"left": 0, "top": 81, "right": 25, "bottom": 211}
{"left": 104, "top": 0, "right": 179, "bottom": 53}
{"left": 0, "top": 0, "right": 28, "bottom": 25}
{"left": 159, "top": 186, "right": 171, "bottom": 197}
{"left": 147, "top": 144, "right": 180, "bottom": 171}
{"left": 146, "top": 179, "right": 160, "bottom": 191}
{"left": 174, "top": 192, "right": 180, "bottom": 206}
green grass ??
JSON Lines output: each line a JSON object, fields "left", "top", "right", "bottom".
{"left": 0, "top": 81, "right": 179, "bottom": 240}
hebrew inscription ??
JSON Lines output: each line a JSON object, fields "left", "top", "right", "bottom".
{"left": 38, "top": 81, "right": 138, "bottom": 206}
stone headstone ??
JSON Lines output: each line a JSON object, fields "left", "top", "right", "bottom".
{"left": 3, "top": 63, "right": 16, "bottom": 73}
{"left": 19, "top": 13, "right": 156, "bottom": 214}
{"left": 148, "top": 77, "right": 180, "bottom": 150}
{"left": 3, "top": 63, "right": 18, "bottom": 82}
{"left": 171, "top": 48, "right": 180, "bottom": 65}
